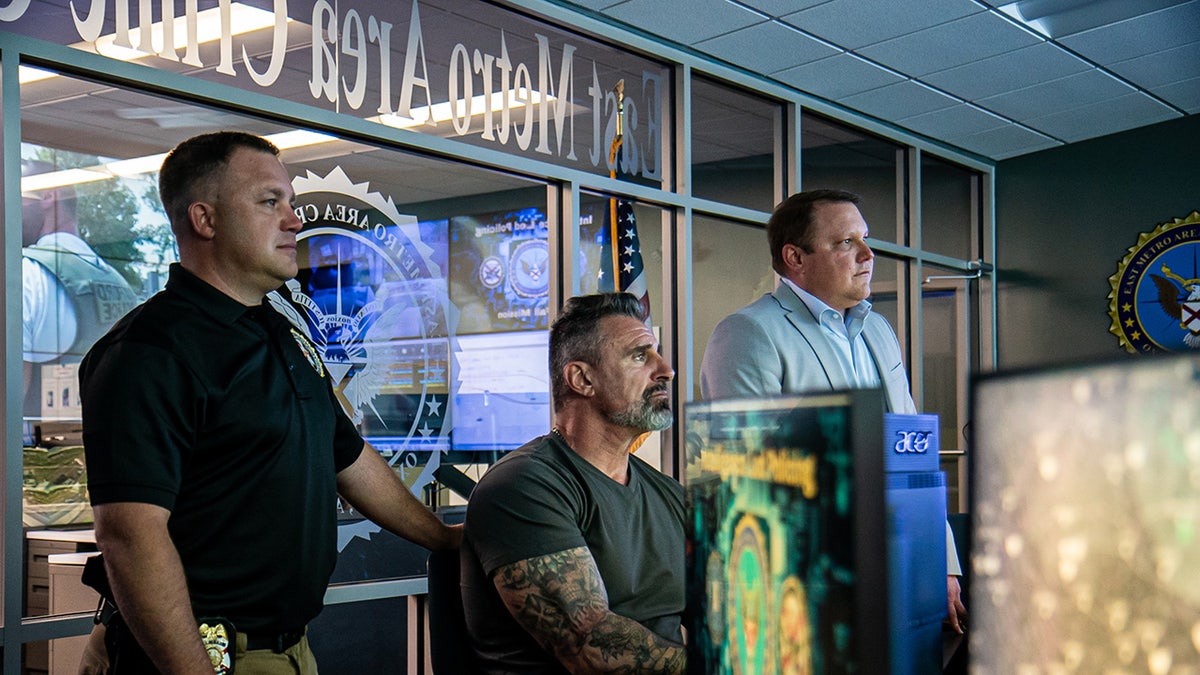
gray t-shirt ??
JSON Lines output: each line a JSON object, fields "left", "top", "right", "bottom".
{"left": 462, "top": 433, "right": 686, "bottom": 673}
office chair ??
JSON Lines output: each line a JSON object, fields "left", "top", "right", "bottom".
{"left": 426, "top": 547, "right": 479, "bottom": 674}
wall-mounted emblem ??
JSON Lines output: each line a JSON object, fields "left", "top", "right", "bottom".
{"left": 1108, "top": 211, "right": 1200, "bottom": 353}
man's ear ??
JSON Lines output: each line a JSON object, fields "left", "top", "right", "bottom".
{"left": 188, "top": 202, "right": 217, "bottom": 240}
{"left": 782, "top": 243, "right": 805, "bottom": 274}
{"left": 564, "top": 361, "right": 595, "bottom": 398}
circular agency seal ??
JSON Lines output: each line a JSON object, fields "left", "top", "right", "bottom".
{"left": 1108, "top": 211, "right": 1200, "bottom": 353}
{"left": 268, "top": 167, "right": 455, "bottom": 525}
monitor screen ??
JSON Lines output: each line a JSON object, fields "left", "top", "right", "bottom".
{"left": 451, "top": 330, "right": 550, "bottom": 452}
{"left": 685, "top": 391, "right": 889, "bottom": 674}
{"left": 448, "top": 207, "right": 550, "bottom": 334}
{"left": 969, "top": 354, "right": 1200, "bottom": 673}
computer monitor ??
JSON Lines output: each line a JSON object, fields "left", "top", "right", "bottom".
{"left": 685, "top": 390, "right": 889, "bottom": 674}
{"left": 969, "top": 353, "right": 1200, "bottom": 673}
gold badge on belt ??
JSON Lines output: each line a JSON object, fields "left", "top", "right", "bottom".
{"left": 199, "top": 619, "right": 235, "bottom": 674}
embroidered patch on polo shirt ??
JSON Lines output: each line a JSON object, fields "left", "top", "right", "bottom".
{"left": 290, "top": 328, "right": 325, "bottom": 377}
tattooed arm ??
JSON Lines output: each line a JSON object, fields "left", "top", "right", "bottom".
{"left": 492, "top": 546, "right": 685, "bottom": 674}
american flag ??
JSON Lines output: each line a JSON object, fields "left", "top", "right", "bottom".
{"left": 599, "top": 80, "right": 651, "bottom": 326}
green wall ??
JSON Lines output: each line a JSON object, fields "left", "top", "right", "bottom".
{"left": 996, "top": 114, "right": 1200, "bottom": 368}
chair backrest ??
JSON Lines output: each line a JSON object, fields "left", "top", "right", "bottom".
{"left": 426, "top": 548, "right": 478, "bottom": 674}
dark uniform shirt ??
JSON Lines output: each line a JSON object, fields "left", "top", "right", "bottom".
{"left": 461, "top": 433, "right": 686, "bottom": 673}
{"left": 82, "top": 264, "right": 363, "bottom": 633}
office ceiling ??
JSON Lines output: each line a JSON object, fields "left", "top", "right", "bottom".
{"left": 553, "top": 0, "right": 1200, "bottom": 160}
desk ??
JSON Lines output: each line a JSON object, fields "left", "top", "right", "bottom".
{"left": 48, "top": 552, "right": 101, "bottom": 675}
{"left": 25, "top": 529, "right": 97, "bottom": 675}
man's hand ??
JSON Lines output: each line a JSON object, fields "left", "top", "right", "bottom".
{"left": 93, "top": 502, "right": 215, "bottom": 674}
{"left": 337, "top": 443, "right": 461, "bottom": 551}
{"left": 946, "top": 575, "right": 967, "bottom": 634}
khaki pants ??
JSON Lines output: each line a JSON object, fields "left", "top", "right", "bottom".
{"left": 234, "top": 631, "right": 318, "bottom": 675}
{"left": 104, "top": 619, "right": 318, "bottom": 675}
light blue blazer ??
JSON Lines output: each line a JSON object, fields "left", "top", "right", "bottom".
{"left": 700, "top": 282, "right": 963, "bottom": 575}
{"left": 700, "top": 282, "right": 916, "bottom": 414}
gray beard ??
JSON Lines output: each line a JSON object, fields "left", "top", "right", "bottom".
{"left": 608, "top": 391, "right": 673, "bottom": 432}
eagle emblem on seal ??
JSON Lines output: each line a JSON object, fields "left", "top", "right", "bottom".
{"left": 1108, "top": 211, "right": 1200, "bottom": 353}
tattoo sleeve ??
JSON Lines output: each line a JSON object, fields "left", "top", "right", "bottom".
{"left": 493, "top": 546, "right": 686, "bottom": 674}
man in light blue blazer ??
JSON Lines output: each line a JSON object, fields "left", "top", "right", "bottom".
{"left": 700, "top": 188, "right": 967, "bottom": 633}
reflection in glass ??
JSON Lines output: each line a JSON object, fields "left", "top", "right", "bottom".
{"left": 801, "top": 112, "right": 905, "bottom": 245}
{"left": 868, "top": 255, "right": 903, "bottom": 346}
{"left": 21, "top": 147, "right": 172, "bottom": 531}
{"left": 692, "top": 76, "right": 780, "bottom": 211}
{"left": 20, "top": 73, "right": 552, "bottom": 604}
{"left": 920, "top": 265, "right": 965, "bottom": 450}
{"left": 920, "top": 155, "right": 978, "bottom": 260}
{"left": 692, "top": 215, "right": 773, "bottom": 402}
{"left": 577, "top": 192, "right": 664, "bottom": 327}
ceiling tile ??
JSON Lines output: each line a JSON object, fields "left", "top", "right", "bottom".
{"left": 857, "top": 11, "right": 1044, "bottom": 77}
{"left": 1058, "top": 1, "right": 1200, "bottom": 65}
{"left": 602, "top": 0, "right": 765, "bottom": 44}
{"left": 774, "top": 54, "right": 905, "bottom": 101}
{"left": 736, "top": 0, "right": 826, "bottom": 18}
{"left": 841, "top": 81, "right": 959, "bottom": 120}
{"left": 949, "top": 124, "right": 1062, "bottom": 160}
{"left": 781, "top": 0, "right": 980, "bottom": 49}
{"left": 560, "top": 0, "right": 625, "bottom": 10}
{"left": 922, "top": 42, "right": 1092, "bottom": 101}
{"left": 898, "top": 104, "right": 1009, "bottom": 140}
{"left": 1107, "top": 41, "right": 1200, "bottom": 87}
{"left": 696, "top": 21, "right": 840, "bottom": 73}
{"left": 1154, "top": 77, "right": 1200, "bottom": 113}
{"left": 1025, "top": 93, "right": 1181, "bottom": 142}
{"left": 976, "top": 70, "right": 1136, "bottom": 120}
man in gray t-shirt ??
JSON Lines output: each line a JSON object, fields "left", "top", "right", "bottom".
{"left": 462, "top": 293, "right": 686, "bottom": 674}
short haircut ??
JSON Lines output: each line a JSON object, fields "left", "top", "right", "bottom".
{"left": 158, "top": 131, "right": 280, "bottom": 231}
{"left": 767, "top": 188, "right": 862, "bottom": 274}
{"left": 549, "top": 292, "right": 647, "bottom": 408}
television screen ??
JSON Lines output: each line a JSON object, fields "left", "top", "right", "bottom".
{"left": 969, "top": 354, "right": 1200, "bottom": 673}
{"left": 451, "top": 330, "right": 550, "bottom": 452}
{"left": 685, "top": 391, "right": 889, "bottom": 674}
{"left": 449, "top": 207, "right": 550, "bottom": 334}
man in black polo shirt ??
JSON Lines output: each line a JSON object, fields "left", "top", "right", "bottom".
{"left": 81, "top": 131, "right": 460, "bottom": 674}
{"left": 461, "top": 293, "right": 687, "bottom": 673}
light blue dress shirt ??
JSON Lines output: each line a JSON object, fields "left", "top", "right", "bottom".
{"left": 781, "top": 277, "right": 881, "bottom": 388}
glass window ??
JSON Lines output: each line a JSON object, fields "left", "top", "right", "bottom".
{"left": 7, "top": 0, "right": 671, "bottom": 185}
{"left": 691, "top": 215, "right": 774, "bottom": 402}
{"left": 691, "top": 76, "right": 781, "bottom": 211}
{"left": 920, "top": 154, "right": 978, "bottom": 260}
{"left": 19, "top": 72, "right": 551, "bottom": 619}
{"left": 868, "top": 254, "right": 905, "bottom": 342}
{"left": 801, "top": 111, "right": 906, "bottom": 245}
{"left": 577, "top": 191, "right": 665, "bottom": 324}
{"left": 575, "top": 192, "right": 668, "bottom": 467}
{"left": 919, "top": 264, "right": 968, "bottom": 451}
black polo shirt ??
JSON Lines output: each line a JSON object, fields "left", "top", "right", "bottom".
{"left": 82, "top": 264, "right": 363, "bottom": 633}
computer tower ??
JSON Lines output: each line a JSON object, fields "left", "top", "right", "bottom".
{"left": 885, "top": 413, "right": 948, "bottom": 675}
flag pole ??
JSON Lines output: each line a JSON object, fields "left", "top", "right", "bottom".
{"left": 608, "top": 79, "right": 624, "bottom": 290}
